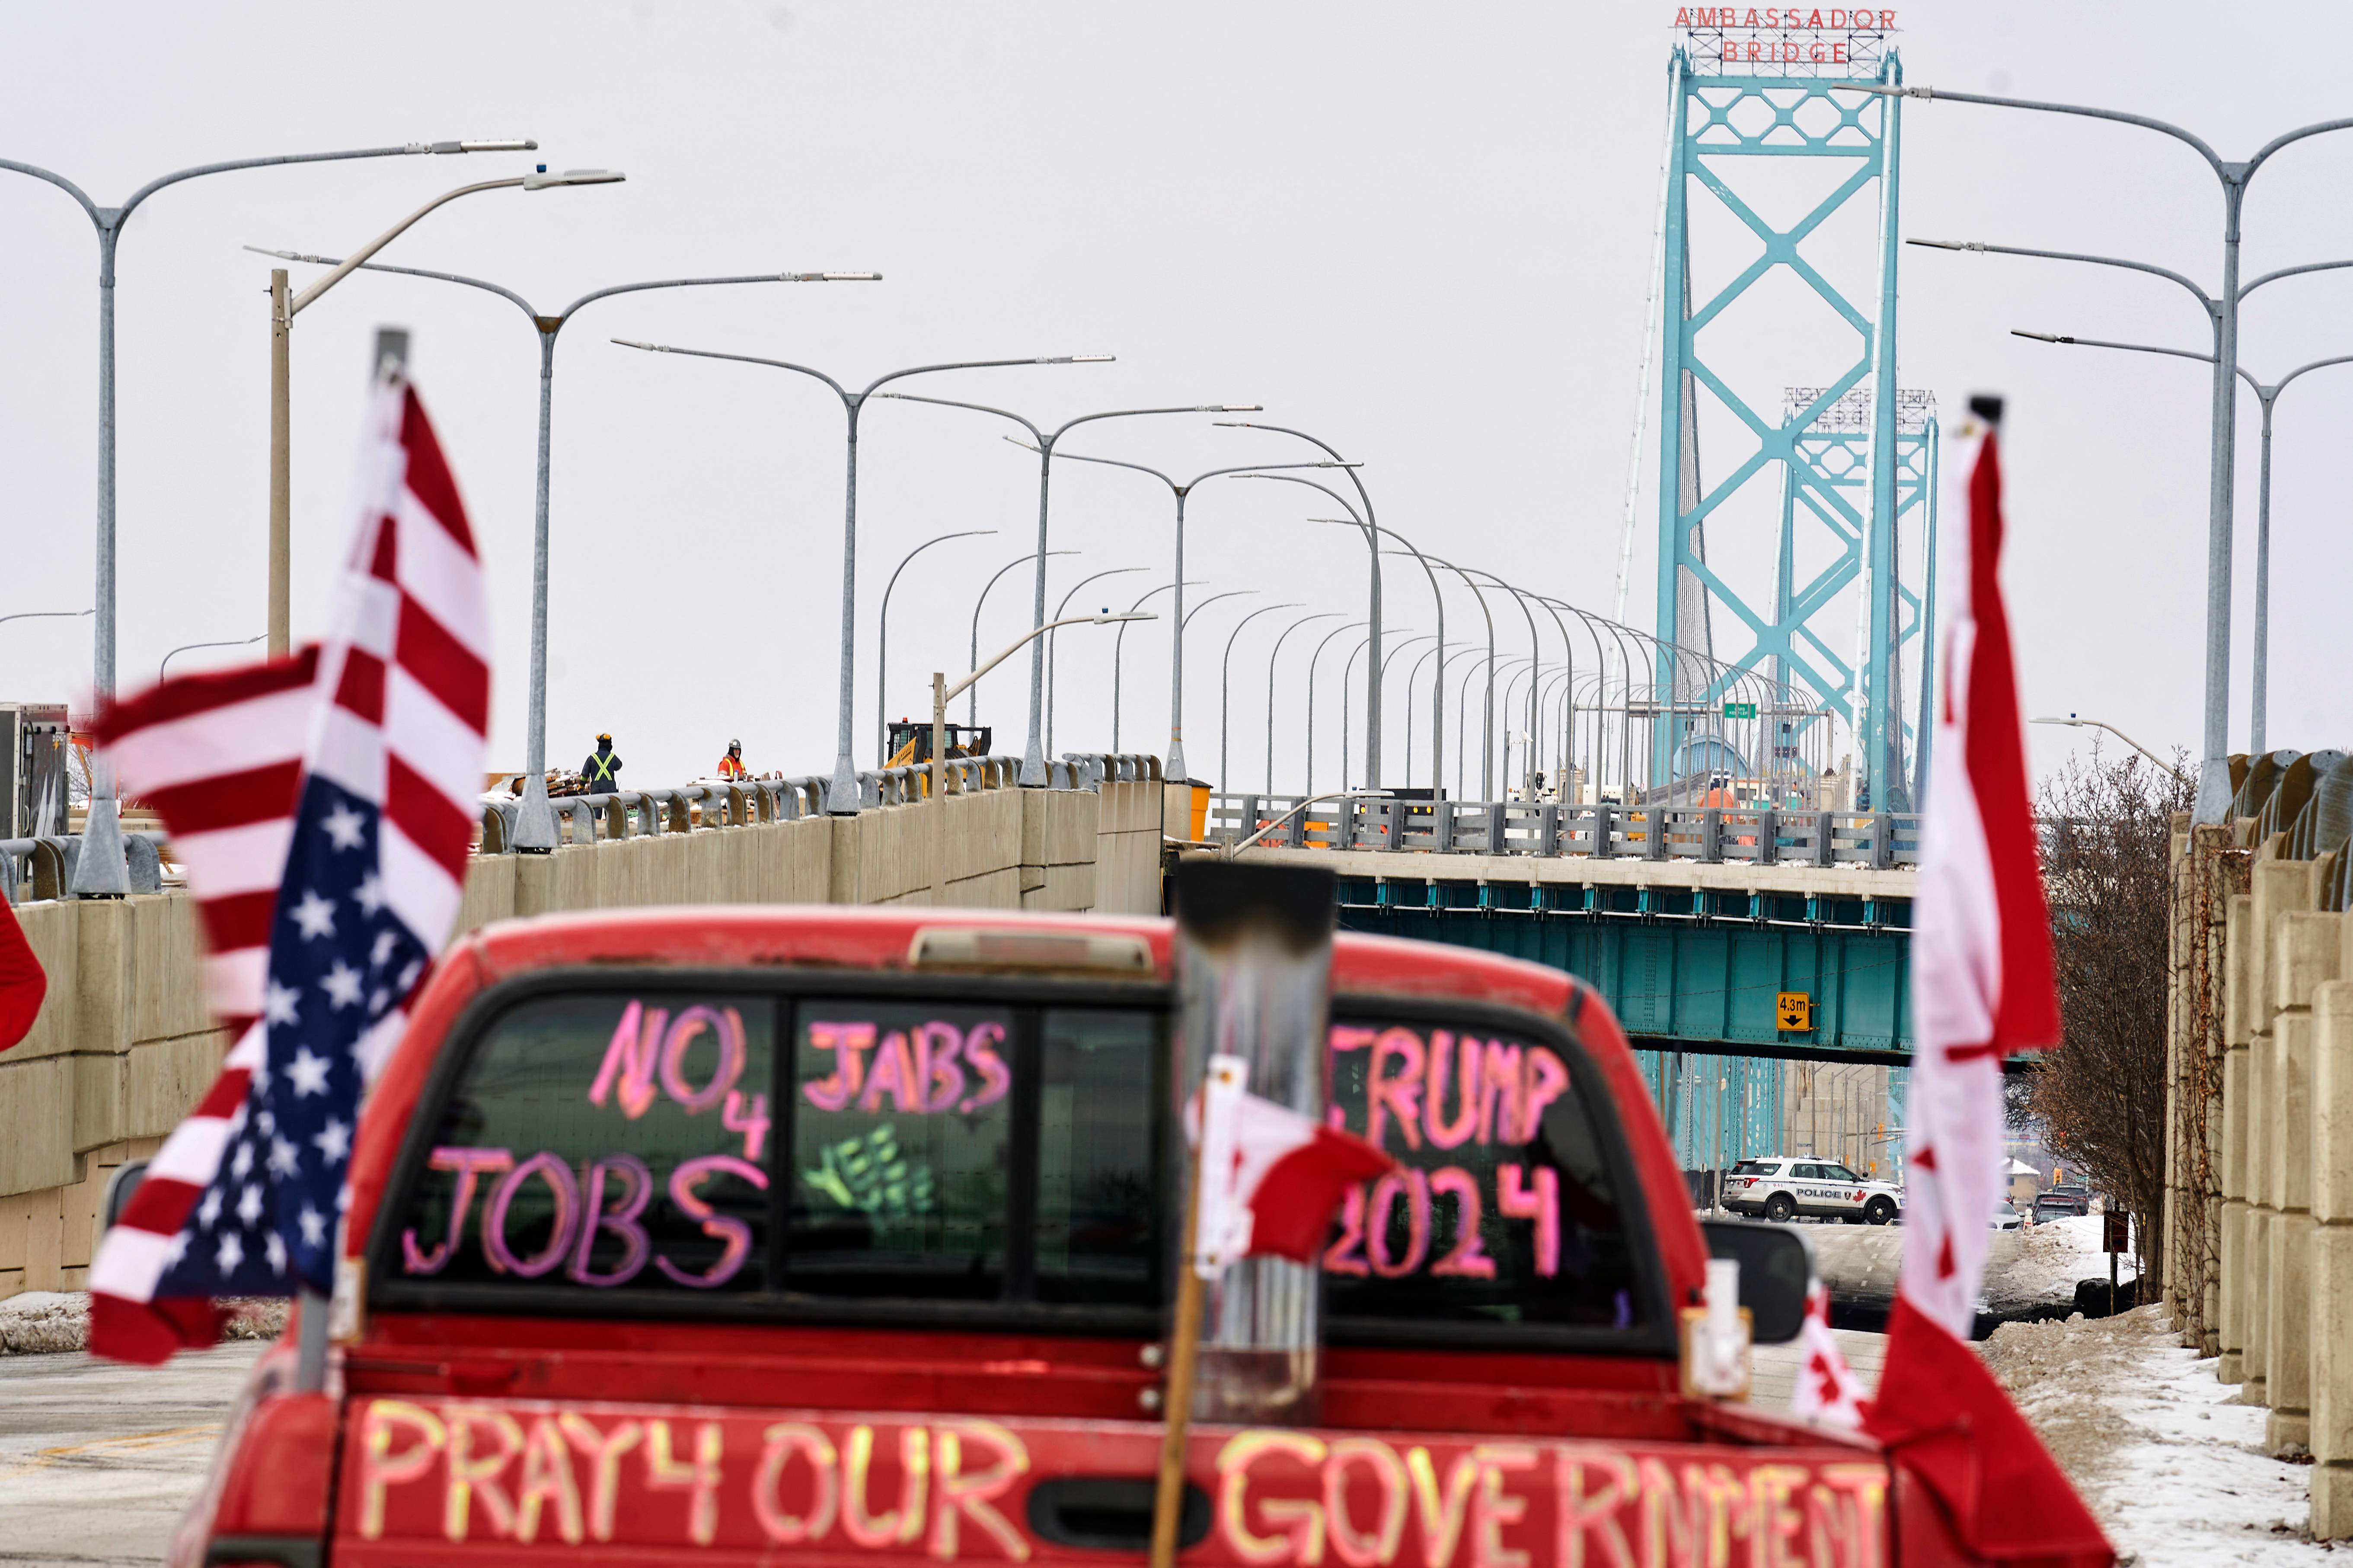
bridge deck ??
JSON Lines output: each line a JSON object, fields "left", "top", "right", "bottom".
{"left": 1232, "top": 845, "right": 1914, "bottom": 1061}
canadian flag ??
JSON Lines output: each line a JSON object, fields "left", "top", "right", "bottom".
{"left": 1186, "top": 1054, "right": 1394, "bottom": 1275}
{"left": 1789, "top": 1284, "right": 1863, "bottom": 1428}
{"left": 1860, "top": 405, "right": 2110, "bottom": 1568}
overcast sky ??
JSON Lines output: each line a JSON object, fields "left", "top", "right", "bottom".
{"left": 5, "top": 2, "right": 2349, "bottom": 796}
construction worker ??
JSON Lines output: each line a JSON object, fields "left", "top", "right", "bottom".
{"left": 582, "top": 732, "right": 623, "bottom": 793}
{"left": 717, "top": 738, "right": 749, "bottom": 781}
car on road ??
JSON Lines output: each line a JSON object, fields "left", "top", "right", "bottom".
{"left": 1991, "top": 1201, "right": 2025, "bottom": 1230}
{"left": 1722, "top": 1154, "right": 1906, "bottom": 1226}
{"left": 2033, "top": 1183, "right": 2092, "bottom": 1220}
{"left": 167, "top": 905, "right": 2003, "bottom": 1568}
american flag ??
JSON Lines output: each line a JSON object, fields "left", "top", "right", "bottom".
{"left": 88, "top": 376, "right": 489, "bottom": 1364}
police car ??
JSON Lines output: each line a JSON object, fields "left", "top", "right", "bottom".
{"left": 1723, "top": 1154, "right": 1904, "bottom": 1225}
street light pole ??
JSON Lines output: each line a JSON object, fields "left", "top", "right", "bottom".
{"left": 877, "top": 529, "right": 995, "bottom": 764}
{"left": 266, "top": 166, "right": 624, "bottom": 662}
{"left": 1114, "top": 581, "right": 1202, "bottom": 751}
{"left": 616, "top": 342, "right": 1113, "bottom": 813}
{"left": 1220, "top": 602, "right": 1303, "bottom": 791}
{"left": 1049, "top": 566, "right": 1150, "bottom": 757}
{"left": 1216, "top": 421, "right": 1386, "bottom": 790}
{"left": 1887, "top": 80, "right": 2353, "bottom": 819}
{"left": 1303, "top": 620, "right": 1369, "bottom": 797}
{"left": 160, "top": 634, "right": 265, "bottom": 684}
{"left": 1369, "top": 634, "right": 1435, "bottom": 791}
{"left": 0, "top": 609, "right": 92, "bottom": 631}
{"left": 1266, "top": 613, "right": 1344, "bottom": 794}
{"left": 0, "top": 135, "right": 536, "bottom": 896}
{"left": 2013, "top": 328, "right": 2353, "bottom": 755}
{"left": 929, "top": 611, "right": 1152, "bottom": 900}
{"left": 1036, "top": 443, "right": 1347, "bottom": 782}
{"left": 262, "top": 253, "right": 868, "bottom": 848}
{"left": 2031, "top": 715, "right": 2192, "bottom": 787}
{"left": 878, "top": 392, "right": 1261, "bottom": 787}
{"left": 1415, "top": 553, "right": 1498, "bottom": 799}
{"left": 971, "top": 550, "right": 1079, "bottom": 727}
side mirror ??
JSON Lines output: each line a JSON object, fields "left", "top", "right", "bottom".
{"left": 102, "top": 1159, "right": 150, "bottom": 1231}
{"left": 1700, "top": 1219, "right": 1813, "bottom": 1344}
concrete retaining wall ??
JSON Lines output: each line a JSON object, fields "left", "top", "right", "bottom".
{"left": 2169, "top": 823, "right": 2353, "bottom": 1534}
{"left": 0, "top": 779, "right": 1166, "bottom": 1300}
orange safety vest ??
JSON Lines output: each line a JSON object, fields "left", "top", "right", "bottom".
{"left": 718, "top": 754, "right": 748, "bottom": 780}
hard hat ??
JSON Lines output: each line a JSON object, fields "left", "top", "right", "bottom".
{"left": 729, "top": 738, "right": 741, "bottom": 749}
{"left": 597, "top": 732, "right": 612, "bottom": 743}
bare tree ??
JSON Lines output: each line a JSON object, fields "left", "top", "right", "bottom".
{"left": 2012, "top": 744, "right": 2193, "bottom": 1283}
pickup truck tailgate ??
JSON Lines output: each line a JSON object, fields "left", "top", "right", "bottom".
{"left": 334, "top": 1396, "right": 1889, "bottom": 1567}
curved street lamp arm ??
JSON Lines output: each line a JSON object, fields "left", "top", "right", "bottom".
{"left": 1039, "top": 446, "right": 1176, "bottom": 491}
{"left": 0, "top": 159, "right": 102, "bottom": 222}
{"left": 1910, "top": 238, "right": 2214, "bottom": 311}
{"left": 1873, "top": 85, "right": 2223, "bottom": 175}
{"left": 1056, "top": 566, "right": 1149, "bottom": 619}
{"left": 1128, "top": 579, "right": 1203, "bottom": 613}
{"left": 254, "top": 251, "right": 538, "bottom": 318}
{"left": 2275, "top": 352, "right": 2353, "bottom": 396}
{"left": 2015, "top": 331, "right": 2267, "bottom": 397}
{"left": 1182, "top": 588, "right": 1255, "bottom": 631}
{"left": 289, "top": 176, "right": 530, "bottom": 316}
{"left": 2243, "top": 258, "right": 2353, "bottom": 300}
{"left": 1053, "top": 404, "right": 1253, "bottom": 443}
{"left": 160, "top": 634, "right": 265, "bottom": 683}
{"left": 610, "top": 339, "right": 852, "bottom": 404}
{"left": 887, "top": 529, "right": 997, "bottom": 605}
{"left": 561, "top": 271, "right": 862, "bottom": 325}
{"left": 1223, "top": 602, "right": 1304, "bottom": 662}
{"left": 2245, "top": 118, "right": 2353, "bottom": 184}
{"left": 865, "top": 356, "right": 1094, "bottom": 400}
{"left": 0, "top": 607, "right": 93, "bottom": 629}
{"left": 1213, "top": 419, "right": 1376, "bottom": 524}
{"left": 875, "top": 389, "right": 1042, "bottom": 440}
{"left": 951, "top": 613, "right": 1147, "bottom": 704}
{"left": 121, "top": 143, "right": 480, "bottom": 223}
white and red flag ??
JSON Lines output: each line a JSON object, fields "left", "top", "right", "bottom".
{"left": 1861, "top": 405, "right": 2108, "bottom": 1567}
{"left": 1186, "top": 1054, "right": 1394, "bottom": 1274}
{"left": 88, "top": 376, "right": 489, "bottom": 1364}
{"left": 1788, "top": 1283, "right": 1862, "bottom": 1428}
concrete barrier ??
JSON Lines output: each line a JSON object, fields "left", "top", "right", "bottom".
{"left": 0, "top": 773, "right": 1170, "bottom": 1300}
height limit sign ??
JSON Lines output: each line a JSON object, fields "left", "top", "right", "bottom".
{"left": 1776, "top": 991, "right": 1812, "bottom": 1032}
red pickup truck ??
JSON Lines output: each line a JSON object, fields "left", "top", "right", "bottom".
{"left": 169, "top": 905, "right": 1973, "bottom": 1568}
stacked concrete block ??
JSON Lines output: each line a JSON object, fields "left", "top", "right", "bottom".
{"left": 1021, "top": 790, "right": 1102, "bottom": 911}
{"left": 2264, "top": 907, "right": 2338, "bottom": 1450}
{"left": 2313, "top": 975, "right": 2353, "bottom": 1528}
{"left": 1095, "top": 781, "right": 1167, "bottom": 915}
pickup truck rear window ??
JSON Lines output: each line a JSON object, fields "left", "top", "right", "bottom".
{"left": 394, "top": 992, "right": 776, "bottom": 1294}
{"left": 1325, "top": 1021, "right": 1640, "bottom": 1330}
{"left": 379, "top": 984, "right": 1650, "bottom": 1344}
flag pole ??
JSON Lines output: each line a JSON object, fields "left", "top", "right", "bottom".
{"left": 1150, "top": 1152, "right": 1205, "bottom": 1568}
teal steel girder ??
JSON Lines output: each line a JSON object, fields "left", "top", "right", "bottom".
{"left": 1335, "top": 905, "right": 1913, "bottom": 1058}
{"left": 1652, "top": 51, "right": 1932, "bottom": 810}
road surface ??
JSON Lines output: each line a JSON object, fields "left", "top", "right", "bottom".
{"left": 0, "top": 1341, "right": 265, "bottom": 1568}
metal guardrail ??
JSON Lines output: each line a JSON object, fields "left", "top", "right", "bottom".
{"left": 2, "top": 832, "right": 168, "bottom": 905}
{"left": 479, "top": 753, "right": 1165, "bottom": 853}
{"left": 1205, "top": 792, "right": 1922, "bottom": 870}
{"left": 2, "top": 756, "right": 1173, "bottom": 888}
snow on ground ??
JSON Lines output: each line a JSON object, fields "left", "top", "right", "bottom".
{"left": 1982, "top": 1305, "right": 2324, "bottom": 1568}
{"left": 2002, "top": 1214, "right": 2145, "bottom": 1311}
{"left": 0, "top": 1291, "right": 89, "bottom": 1355}
{"left": 0, "top": 1294, "right": 286, "bottom": 1357}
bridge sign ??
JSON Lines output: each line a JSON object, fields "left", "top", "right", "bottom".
{"left": 1776, "top": 991, "right": 1813, "bottom": 1032}
{"left": 1724, "top": 701, "right": 1757, "bottom": 720}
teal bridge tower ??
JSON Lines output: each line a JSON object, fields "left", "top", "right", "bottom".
{"left": 1651, "top": 28, "right": 1939, "bottom": 819}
